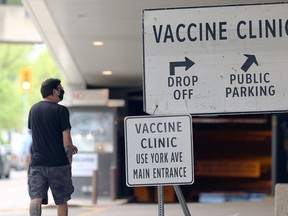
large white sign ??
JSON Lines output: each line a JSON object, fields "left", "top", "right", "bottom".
{"left": 143, "top": 3, "right": 288, "bottom": 115}
{"left": 125, "top": 115, "right": 194, "bottom": 186}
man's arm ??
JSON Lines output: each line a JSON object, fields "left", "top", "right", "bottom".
{"left": 63, "top": 129, "right": 78, "bottom": 165}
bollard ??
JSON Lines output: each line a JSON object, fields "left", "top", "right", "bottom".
{"left": 92, "top": 170, "right": 98, "bottom": 204}
{"left": 110, "top": 166, "right": 117, "bottom": 200}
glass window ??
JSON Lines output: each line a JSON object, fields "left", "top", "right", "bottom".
{"left": 70, "top": 111, "right": 115, "bottom": 153}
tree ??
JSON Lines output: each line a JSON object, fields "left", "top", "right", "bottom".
{"left": 0, "top": 43, "right": 63, "bottom": 143}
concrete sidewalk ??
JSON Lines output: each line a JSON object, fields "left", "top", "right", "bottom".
{"left": 68, "top": 196, "right": 275, "bottom": 216}
{"left": 0, "top": 171, "right": 276, "bottom": 216}
{"left": 0, "top": 191, "right": 275, "bottom": 216}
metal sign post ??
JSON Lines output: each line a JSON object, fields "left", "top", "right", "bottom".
{"left": 158, "top": 186, "right": 164, "bottom": 216}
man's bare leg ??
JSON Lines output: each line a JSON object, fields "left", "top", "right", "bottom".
{"left": 29, "top": 198, "right": 42, "bottom": 216}
{"left": 57, "top": 202, "right": 68, "bottom": 216}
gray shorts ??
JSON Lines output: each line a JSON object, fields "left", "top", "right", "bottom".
{"left": 28, "top": 165, "right": 74, "bottom": 205}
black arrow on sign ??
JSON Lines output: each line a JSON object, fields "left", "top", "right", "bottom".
{"left": 241, "top": 54, "right": 258, "bottom": 72}
{"left": 169, "top": 57, "right": 195, "bottom": 76}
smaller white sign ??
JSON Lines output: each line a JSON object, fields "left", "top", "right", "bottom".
{"left": 125, "top": 115, "right": 194, "bottom": 186}
{"left": 72, "top": 153, "right": 98, "bottom": 177}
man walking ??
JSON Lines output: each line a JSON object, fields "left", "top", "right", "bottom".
{"left": 28, "top": 78, "right": 78, "bottom": 216}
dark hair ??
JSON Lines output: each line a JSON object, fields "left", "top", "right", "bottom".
{"left": 40, "top": 78, "right": 61, "bottom": 98}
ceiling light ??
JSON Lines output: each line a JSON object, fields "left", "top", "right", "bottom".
{"left": 102, "top": 70, "right": 112, "bottom": 75}
{"left": 93, "top": 41, "right": 104, "bottom": 46}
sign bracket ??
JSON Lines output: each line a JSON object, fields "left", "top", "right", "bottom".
{"left": 174, "top": 185, "right": 191, "bottom": 216}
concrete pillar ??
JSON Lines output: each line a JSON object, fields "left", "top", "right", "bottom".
{"left": 275, "top": 183, "right": 288, "bottom": 216}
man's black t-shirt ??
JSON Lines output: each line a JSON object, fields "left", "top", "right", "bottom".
{"left": 28, "top": 101, "right": 71, "bottom": 166}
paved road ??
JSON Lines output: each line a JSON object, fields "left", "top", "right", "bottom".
{"left": 0, "top": 170, "right": 123, "bottom": 216}
{"left": 0, "top": 171, "right": 30, "bottom": 212}
{"left": 0, "top": 171, "right": 275, "bottom": 216}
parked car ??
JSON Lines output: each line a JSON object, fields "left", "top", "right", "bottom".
{"left": 10, "top": 131, "right": 31, "bottom": 171}
{"left": 0, "top": 146, "right": 12, "bottom": 179}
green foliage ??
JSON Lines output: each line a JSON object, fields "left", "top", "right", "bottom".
{"left": 0, "top": 43, "right": 64, "bottom": 136}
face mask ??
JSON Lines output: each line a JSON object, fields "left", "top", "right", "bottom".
{"left": 58, "top": 89, "right": 65, "bottom": 101}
